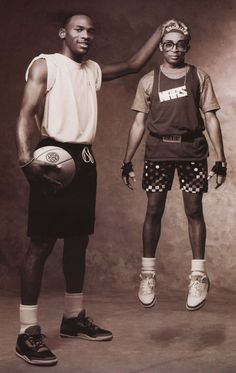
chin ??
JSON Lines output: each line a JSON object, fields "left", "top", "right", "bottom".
{"left": 170, "top": 60, "right": 184, "bottom": 67}
{"left": 75, "top": 49, "right": 88, "bottom": 58}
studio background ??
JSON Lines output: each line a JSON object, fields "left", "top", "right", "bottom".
{"left": 0, "top": 0, "right": 235, "bottom": 295}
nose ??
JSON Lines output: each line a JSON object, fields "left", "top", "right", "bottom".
{"left": 81, "top": 30, "right": 89, "bottom": 40}
{"left": 172, "top": 44, "right": 178, "bottom": 51}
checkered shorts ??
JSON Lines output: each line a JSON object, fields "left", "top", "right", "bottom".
{"left": 142, "top": 160, "right": 208, "bottom": 193}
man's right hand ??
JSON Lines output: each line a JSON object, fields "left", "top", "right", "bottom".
{"left": 121, "top": 161, "right": 136, "bottom": 190}
{"left": 21, "top": 159, "right": 62, "bottom": 192}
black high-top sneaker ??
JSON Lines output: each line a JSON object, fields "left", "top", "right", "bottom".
{"left": 60, "top": 309, "right": 113, "bottom": 341}
{"left": 16, "top": 325, "right": 57, "bottom": 366}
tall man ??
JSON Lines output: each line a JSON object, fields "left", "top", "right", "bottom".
{"left": 16, "top": 12, "right": 167, "bottom": 366}
{"left": 122, "top": 20, "right": 226, "bottom": 310}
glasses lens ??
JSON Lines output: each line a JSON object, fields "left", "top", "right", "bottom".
{"left": 176, "top": 41, "right": 188, "bottom": 51}
{"left": 163, "top": 41, "right": 174, "bottom": 51}
{"left": 162, "top": 41, "right": 188, "bottom": 52}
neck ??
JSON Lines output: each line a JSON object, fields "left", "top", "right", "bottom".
{"left": 61, "top": 46, "right": 84, "bottom": 63}
{"left": 162, "top": 61, "right": 186, "bottom": 70}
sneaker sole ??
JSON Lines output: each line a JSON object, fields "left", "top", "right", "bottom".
{"left": 185, "top": 298, "right": 207, "bottom": 311}
{"left": 60, "top": 333, "right": 113, "bottom": 341}
{"left": 186, "top": 280, "right": 210, "bottom": 311}
{"left": 16, "top": 351, "right": 57, "bottom": 366}
{"left": 139, "top": 296, "right": 156, "bottom": 308}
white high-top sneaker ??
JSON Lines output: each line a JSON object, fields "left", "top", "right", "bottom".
{"left": 138, "top": 272, "right": 156, "bottom": 308}
{"left": 186, "top": 272, "right": 210, "bottom": 311}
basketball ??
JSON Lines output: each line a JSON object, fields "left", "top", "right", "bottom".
{"left": 34, "top": 146, "right": 76, "bottom": 188}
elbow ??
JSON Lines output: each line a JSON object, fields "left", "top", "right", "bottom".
{"left": 126, "top": 59, "right": 142, "bottom": 74}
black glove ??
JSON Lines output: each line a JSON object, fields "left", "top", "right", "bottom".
{"left": 121, "top": 161, "right": 135, "bottom": 189}
{"left": 208, "top": 161, "right": 227, "bottom": 189}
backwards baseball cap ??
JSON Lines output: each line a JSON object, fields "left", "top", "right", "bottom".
{"left": 162, "top": 20, "right": 191, "bottom": 40}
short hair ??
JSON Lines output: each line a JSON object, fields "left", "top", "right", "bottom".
{"left": 47, "top": 11, "right": 92, "bottom": 28}
{"left": 62, "top": 12, "right": 92, "bottom": 27}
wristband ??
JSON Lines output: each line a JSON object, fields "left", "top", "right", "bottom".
{"left": 19, "top": 158, "right": 35, "bottom": 169}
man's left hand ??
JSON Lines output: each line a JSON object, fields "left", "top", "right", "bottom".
{"left": 208, "top": 161, "right": 227, "bottom": 189}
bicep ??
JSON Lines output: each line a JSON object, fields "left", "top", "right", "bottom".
{"left": 101, "top": 62, "right": 130, "bottom": 81}
{"left": 204, "top": 111, "right": 218, "bottom": 124}
{"left": 20, "top": 60, "right": 47, "bottom": 116}
{"left": 132, "top": 111, "right": 147, "bottom": 133}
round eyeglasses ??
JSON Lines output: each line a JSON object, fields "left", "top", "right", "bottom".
{"left": 162, "top": 40, "right": 189, "bottom": 52}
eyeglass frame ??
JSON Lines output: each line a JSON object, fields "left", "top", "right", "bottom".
{"left": 161, "top": 40, "right": 189, "bottom": 52}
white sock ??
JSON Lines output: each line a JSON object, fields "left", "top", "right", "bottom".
{"left": 64, "top": 292, "right": 84, "bottom": 319}
{"left": 191, "top": 259, "right": 206, "bottom": 275}
{"left": 141, "top": 257, "right": 156, "bottom": 274}
{"left": 19, "top": 304, "right": 38, "bottom": 334}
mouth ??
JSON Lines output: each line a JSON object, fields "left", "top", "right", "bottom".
{"left": 169, "top": 55, "right": 182, "bottom": 61}
{"left": 78, "top": 42, "right": 89, "bottom": 49}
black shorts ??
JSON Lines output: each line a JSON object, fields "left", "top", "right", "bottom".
{"left": 142, "top": 159, "right": 208, "bottom": 193}
{"left": 27, "top": 138, "right": 97, "bottom": 238}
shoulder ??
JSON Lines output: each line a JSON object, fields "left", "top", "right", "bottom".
{"left": 194, "top": 66, "right": 211, "bottom": 83}
{"left": 138, "top": 70, "right": 154, "bottom": 93}
{"left": 27, "top": 57, "right": 48, "bottom": 83}
{"left": 26, "top": 53, "right": 59, "bottom": 86}
{"left": 84, "top": 59, "right": 101, "bottom": 72}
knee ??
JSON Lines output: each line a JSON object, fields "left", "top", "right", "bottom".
{"left": 184, "top": 203, "right": 203, "bottom": 220}
{"left": 29, "top": 237, "right": 55, "bottom": 259}
{"left": 146, "top": 203, "right": 164, "bottom": 222}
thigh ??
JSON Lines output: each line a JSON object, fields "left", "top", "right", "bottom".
{"left": 142, "top": 160, "right": 175, "bottom": 193}
{"left": 28, "top": 140, "right": 97, "bottom": 238}
{"left": 176, "top": 159, "right": 208, "bottom": 193}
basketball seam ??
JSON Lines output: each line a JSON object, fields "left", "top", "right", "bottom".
{"left": 34, "top": 148, "right": 72, "bottom": 163}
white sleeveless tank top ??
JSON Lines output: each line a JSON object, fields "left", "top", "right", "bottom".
{"left": 26, "top": 53, "right": 102, "bottom": 144}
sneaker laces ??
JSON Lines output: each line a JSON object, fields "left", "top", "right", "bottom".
{"left": 188, "top": 274, "right": 207, "bottom": 298}
{"left": 79, "top": 316, "right": 98, "bottom": 330}
{"left": 140, "top": 274, "right": 155, "bottom": 295}
{"left": 27, "top": 334, "right": 48, "bottom": 352}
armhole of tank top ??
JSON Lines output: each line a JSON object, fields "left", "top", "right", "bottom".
{"left": 94, "top": 62, "right": 102, "bottom": 90}
{"left": 149, "top": 67, "right": 159, "bottom": 108}
{"left": 191, "top": 65, "right": 202, "bottom": 105}
{"left": 25, "top": 55, "right": 56, "bottom": 92}
{"left": 44, "top": 57, "right": 56, "bottom": 92}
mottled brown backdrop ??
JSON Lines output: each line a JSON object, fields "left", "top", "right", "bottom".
{"left": 0, "top": 0, "right": 235, "bottom": 294}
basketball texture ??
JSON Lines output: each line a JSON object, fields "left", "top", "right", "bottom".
{"left": 34, "top": 146, "right": 76, "bottom": 188}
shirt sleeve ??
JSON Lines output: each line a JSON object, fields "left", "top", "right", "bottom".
{"left": 131, "top": 72, "right": 154, "bottom": 113}
{"left": 197, "top": 68, "right": 220, "bottom": 113}
{"left": 25, "top": 54, "right": 56, "bottom": 92}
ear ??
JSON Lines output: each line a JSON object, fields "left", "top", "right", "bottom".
{"left": 159, "top": 43, "right": 163, "bottom": 52}
{"left": 186, "top": 44, "right": 191, "bottom": 53}
{"left": 58, "top": 28, "right": 66, "bottom": 40}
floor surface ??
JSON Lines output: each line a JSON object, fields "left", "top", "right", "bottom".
{"left": 0, "top": 289, "right": 235, "bottom": 373}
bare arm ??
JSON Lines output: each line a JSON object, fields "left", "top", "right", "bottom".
{"left": 205, "top": 111, "right": 227, "bottom": 188}
{"left": 16, "top": 59, "right": 47, "bottom": 164}
{"left": 16, "top": 59, "right": 61, "bottom": 188}
{"left": 204, "top": 111, "right": 226, "bottom": 162}
{"left": 122, "top": 111, "right": 147, "bottom": 188}
{"left": 101, "top": 25, "right": 163, "bottom": 81}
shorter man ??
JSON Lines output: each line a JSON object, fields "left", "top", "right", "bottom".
{"left": 122, "top": 20, "right": 227, "bottom": 310}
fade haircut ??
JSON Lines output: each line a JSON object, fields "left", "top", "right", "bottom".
{"left": 62, "top": 12, "right": 92, "bottom": 27}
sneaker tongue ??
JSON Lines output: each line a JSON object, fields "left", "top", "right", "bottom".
{"left": 25, "top": 325, "right": 41, "bottom": 335}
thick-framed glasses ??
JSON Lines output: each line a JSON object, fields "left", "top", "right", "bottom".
{"left": 162, "top": 40, "right": 189, "bottom": 52}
